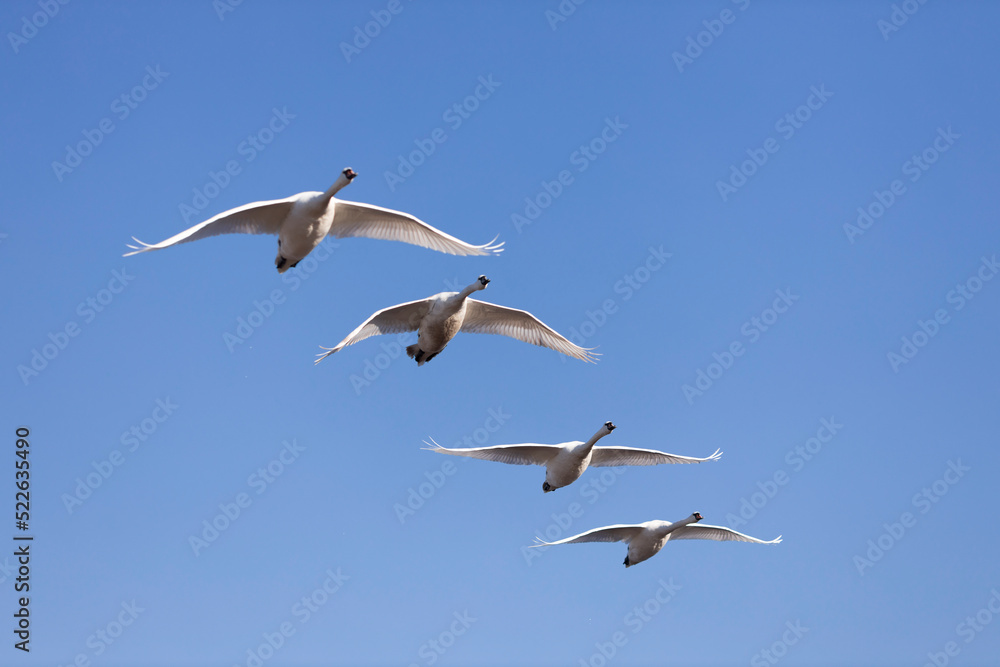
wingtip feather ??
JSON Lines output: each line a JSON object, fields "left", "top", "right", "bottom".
{"left": 421, "top": 437, "right": 445, "bottom": 452}
{"left": 123, "top": 236, "right": 153, "bottom": 257}
{"left": 314, "top": 347, "right": 336, "bottom": 365}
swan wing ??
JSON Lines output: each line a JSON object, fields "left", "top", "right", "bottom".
{"left": 590, "top": 447, "right": 723, "bottom": 467}
{"left": 460, "top": 299, "right": 598, "bottom": 363}
{"left": 532, "top": 524, "right": 646, "bottom": 547}
{"left": 329, "top": 199, "right": 503, "bottom": 256}
{"left": 668, "top": 524, "right": 782, "bottom": 544}
{"left": 423, "top": 438, "right": 560, "bottom": 466}
{"left": 315, "top": 298, "right": 430, "bottom": 364}
{"left": 124, "top": 195, "right": 302, "bottom": 256}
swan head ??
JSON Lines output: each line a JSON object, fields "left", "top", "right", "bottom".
{"left": 604, "top": 421, "right": 616, "bottom": 432}
{"left": 691, "top": 512, "right": 703, "bottom": 522}
{"left": 542, "top": 481, "right": 554, "bottom": 493}
{"left": 478, "top": 275, "right": 490, "bottom": 288}
{"left": 327, "top": 168, "right": 358, "bottom": 197}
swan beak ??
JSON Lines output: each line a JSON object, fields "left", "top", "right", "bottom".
{"left": 693, "top": 512, "right": 703, "bottom": 521}
{"left": 343, "top": 168, "right": 357, "bottom": 180}
{"left": 478, "top": 275, "right": 490, "bottom": 286}
{"left": 605, "top": 421, "right": 616, "bottom": 431}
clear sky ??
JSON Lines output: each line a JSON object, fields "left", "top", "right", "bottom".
{"left": 3, "top": 1, "right": 999, "bottom": 665}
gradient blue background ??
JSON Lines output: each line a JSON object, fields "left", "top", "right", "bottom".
{"left": 3, "top": 1, "right": 999, "bottom": 665}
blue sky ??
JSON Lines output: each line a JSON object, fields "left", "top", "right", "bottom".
{"left": 3, "top": 1, "right": 999, "bottom": 665}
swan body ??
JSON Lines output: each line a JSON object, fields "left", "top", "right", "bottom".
{"left": 315, "top": 276, "right": 597, "bottom": 365}
{"left": 124, "top": 168, "right": 503, "bottom": 272}
{"left": 532, "top": 513, "right": 781, "bottom": 567}
{"left": 424, "top": 422, "right": 722, "bottom": 492}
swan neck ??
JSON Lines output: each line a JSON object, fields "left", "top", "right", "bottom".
{"left": 323, "top": 176, "right": 351, "bottom": 199}
{"left": 581, "top": 428, "right": 609, "bottom": 452}
{"left": 458, "top": 283, "right": 481, "bottom": 299}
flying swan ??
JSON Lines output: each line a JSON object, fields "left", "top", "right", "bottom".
{"left": 424, "top": 422, "right": 721, "bottom": 492}
{"left": 124, "top": 168, "right": 503, "bottom": 272}
{"left": 315, "top": 275, "right": 596, "bottom": 365}
{"left": 531, "top": 513, "right": 782, "bottom": 567}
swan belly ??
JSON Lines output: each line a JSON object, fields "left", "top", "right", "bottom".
{"left": 416, "top": 301, "right": 466, "bottom": 355}
{"left": 545, "top": 453, "right": 589, "bottom": 490}
{"left": 277, "top": 206, "right": 332, "bottom": 265}
{"left": 626, "top": 532, "right": 665, "bottom": 567}
{"left": 417, "top": 312, "right": 462, "bottom": 354}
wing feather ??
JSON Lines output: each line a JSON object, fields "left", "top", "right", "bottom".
{"left": 422, "top": 438, "right": 560, "bottom": 466}
{"left": 460, "top": 300, "right": 597, "bottom": 363}
{"left": 590, "top": 447, "right": 722, "bottom": 467}
{"left": 532, "top": 524, "right": 646, "bottom": 547}
{"left": 124, "top": 195, "right": 302, "bottom": 256}
{"left": 315, "top": 299, "right": 430, "bottom": 364}
{"left": 329, "top": 199, "right": 503, "bottom": 256}
{"left": 668, "top": 524, "right": 782, "bottom": 544}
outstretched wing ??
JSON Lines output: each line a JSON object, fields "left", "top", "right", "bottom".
{"left": 460, "top": 299, "right": 597, "bottom": 363}
{"left": 668, "top": 524, "right": 782, "bottom": 544}
{"left": 531, "top": 524, "right": 646, "bottom": 547}
{"left": 315, "top": 299, "right": 430, "bottom": 364}
{"left": 590, "top": 447, "right": 723, "bottom": 467}
{"left": 329, "top": 199, "right": 503, "bottom": 256}
{"left": 423, "top": 438, "right": 561, "bottom": 466}
{"left": 124, "top": 195, "right": 303, "bottom": 256}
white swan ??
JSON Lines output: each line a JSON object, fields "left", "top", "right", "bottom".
{"left": 425, "top": 422, "right": 721, "bottom": 492}
{"left": 532, "top": 513, "right": 781, "bottom": 567}
{"left": 124, "top": 168, "right": 503, "bottom": 272}
{"left": 315, "top": 275, "right": 596, "bottom": 365}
